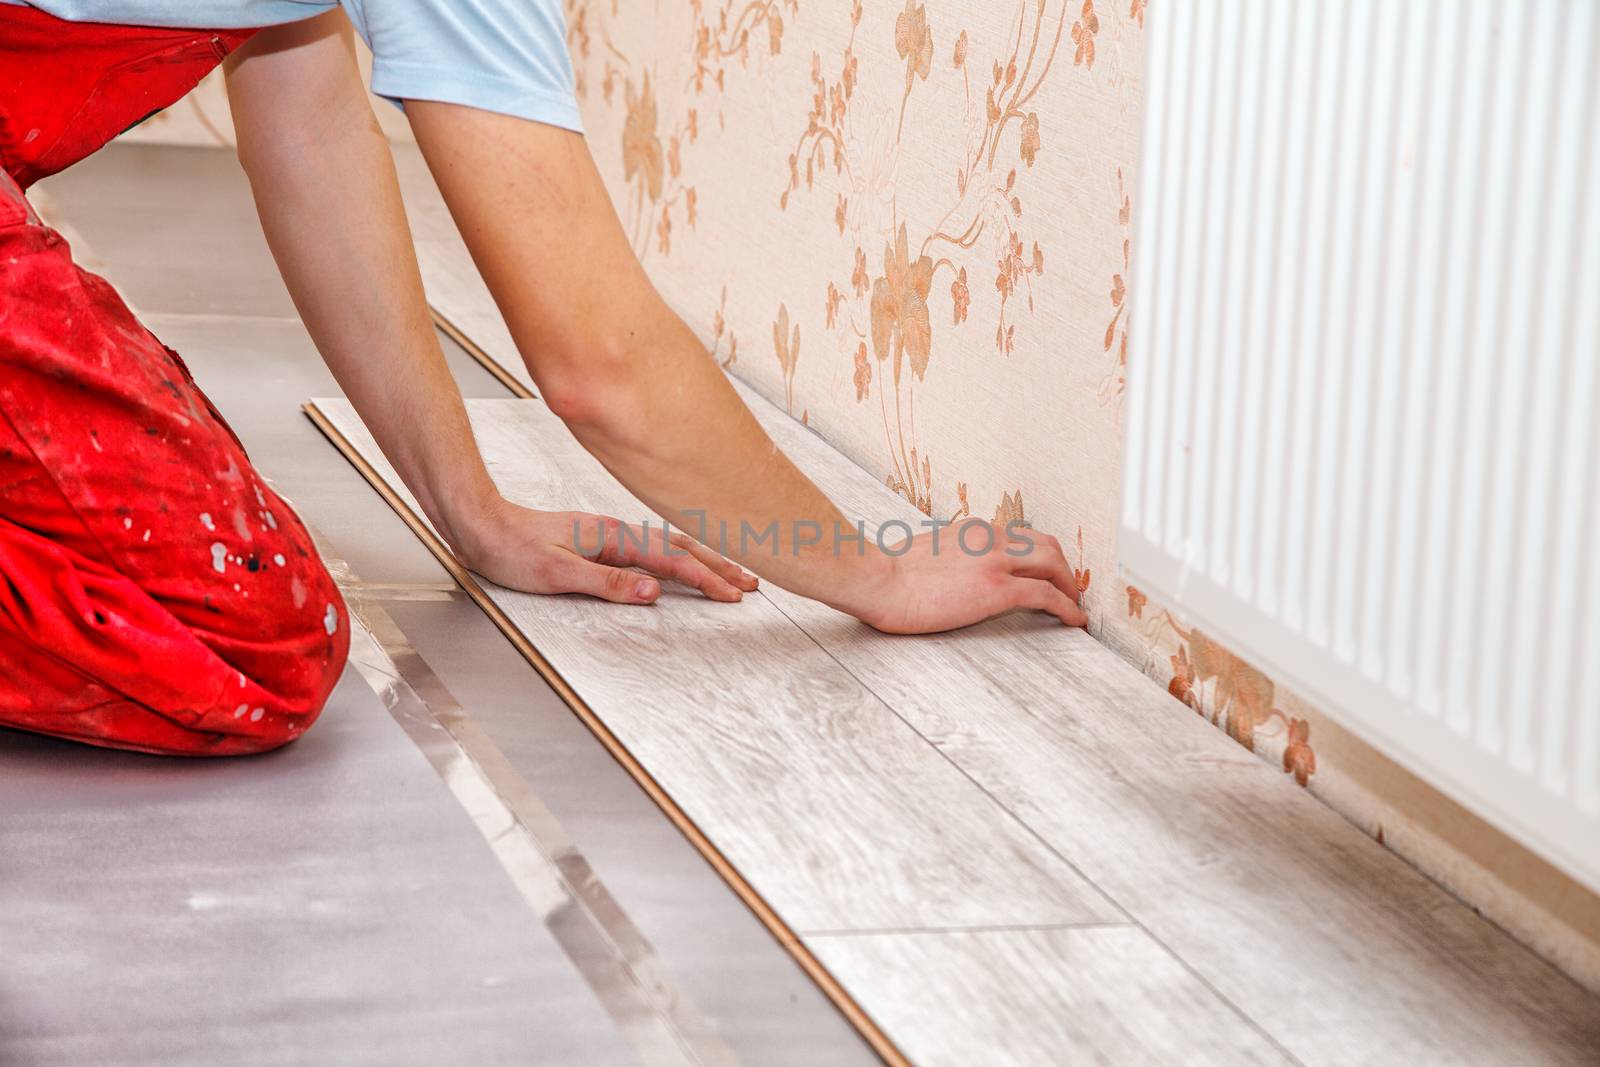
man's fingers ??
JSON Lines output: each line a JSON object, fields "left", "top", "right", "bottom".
{"left": 571, "top": 517, "right": 753, "bottom": 602}
{"left": 1012, "top": 577, "right": 1089, "bottom": 627}
{"left": 648, "top": 549, "right": 746, "bottom": 602}
{"left": 594, "top": 525, "right": 746, "bottom": 601}
{"left": 672, "top": 533, "right": 759, "bottom": 591}
{"left": 1008, "top": 540, "right": 1083, "bottom": 603}
{"left": 556, "top": 556, "right": 662, "bottom": 604}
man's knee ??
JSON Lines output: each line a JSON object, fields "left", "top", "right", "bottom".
{"left": 229, "top": 580, "right": 350, "bottom": 752}
{"left": 190, "top": 552, "right": 351, "bottom": 756}
{"left": 272, "top": 596, "right": 349, "bottom": 734}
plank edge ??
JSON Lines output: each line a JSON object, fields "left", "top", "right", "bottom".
{"left": 300, "top": 400, "right": 911, "bottom": 1067}
{"left": 430, "top": 307, "right": 536, "bottom": 399}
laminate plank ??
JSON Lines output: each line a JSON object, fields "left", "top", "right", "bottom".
{"left": 738, "top": 386, "right": 1600, "bottom": 1065}
{"left": 312, "top": 396, "right": 1297, "bottom": 1064}
{"left": 807, "top": 926, "right": 1285, "bottom": 1067}
{"left": 327, "top": 379, "right": 1599, "bottom": 1063}
{"left": 310, "top": 396, "right": 1114, "bottom": 935}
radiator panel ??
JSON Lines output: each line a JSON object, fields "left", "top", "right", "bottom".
{"left": 1121, "top": 0, "right": 1600, "bottom": 891}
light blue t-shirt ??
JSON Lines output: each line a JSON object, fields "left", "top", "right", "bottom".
{"left": 7, "top": 0, "right": 582, "bottom": 133}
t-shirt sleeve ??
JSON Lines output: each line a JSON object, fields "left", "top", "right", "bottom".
{"left": 341, "top": 0, "right": 581, "bottom": 133}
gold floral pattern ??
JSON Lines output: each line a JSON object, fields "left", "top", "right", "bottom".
{"left": 1071, "top": 0, "right": 1100, "bottom": 68}
{"left": 852, "top": 342, "right": 872, "bottom": 401}
{"left": 772, "top": 302, "right": 801, "bottom": 414}
{"left": 993, "top": 489, "right": 1025, "bottom": 527}
{"left": 1284, "top": 718, "right": 1317, "bottom": 786}
{"left": 770, "top": 2, "right": 1076, "bottom": 511}
{"left": 870, "top": 224, "right": 935, "bottom": 383}
{"left": 895, "top": 1, "right": 935, "bottom": 102}
{"left": 781, "top": 4, "right": 861, "bottom": 211}
{"left": 1188, "top": 629, "right": 1274, "bottom": 747}
{"left": 710, "top": 286, "right": 741, "bottom": 367}
{"left": 573, "top": 0, "right": 793, "bottom": 261}
{"left": 622, "top": 71, "right": 663, "bottom": 200}
{"left": 1019, "top": 112, "right": 1041, "bottom": 166}
{"left": 1128, "top": 595, "right": 1319, "bottom": 786}
{"left": 1098, "top": 166, "right": 1132, "bottom": 402}
{"left": 1070, "top": 525, "right": 1091, "bottom": 598}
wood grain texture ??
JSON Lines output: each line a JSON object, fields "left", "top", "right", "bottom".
{"left": 739, "top": 386, "right": 1600, "bottom": 1065}
{"left": 310, "top": 396, "right": 1299, "bottom": 1064}
{"left": 808, "top": 926, "right": 1286, "bottom": 1067}
{"left": 315, "top": 378, "right": 1600, "bottom": 1064}
{"left": 311, "top": 397, "right": 1112, "bottom": 934}
{"left": 305, "top": 405, "right": 914, "bottom": 1067}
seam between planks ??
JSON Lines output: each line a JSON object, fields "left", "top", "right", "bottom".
{"left": 431, "top": 308, "right": 533, "bottom": 397}
{"left": 771, "top": 605, "right": 1304, "bottom": 1066}
{"left": 303, "top": 401, "right": 912, "bottom": 1067}
{"left": 801, "top": 921, "right": 1135, "bottom": 938}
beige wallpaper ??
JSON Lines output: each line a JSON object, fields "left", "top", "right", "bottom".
{"left": 111, "top": 0, "right": 1597, "bottom": 991}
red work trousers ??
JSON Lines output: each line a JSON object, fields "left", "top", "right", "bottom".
{"left": 0, "top": 8, "right": 349, "bottom": 756}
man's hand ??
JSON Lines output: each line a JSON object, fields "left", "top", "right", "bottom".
{"left": 453, "top": 498, "right": 759, "bottom": 605}
{"left": 847, "top": 521, "right": 1089, "bottom": 635}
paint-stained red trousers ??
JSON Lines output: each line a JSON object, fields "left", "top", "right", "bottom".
{"left": 0, "top": 8, "right": 349, "bottom": 755}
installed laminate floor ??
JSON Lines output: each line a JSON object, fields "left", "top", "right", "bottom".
{"left": 313, "top": 387, "right": 1600, "bottom": 1065}
{"left": 747, "top": 395, "right": 1600, "bottom": 1064}
{"left": 361, "top": 145, "right": 1600, "bottom": 1066}
{"left": 312, "top": 394, "right": 1287, "bottom": 1065}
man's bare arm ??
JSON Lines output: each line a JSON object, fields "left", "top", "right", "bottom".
{"left": 223, "top": 13, "right": 753, "bottom": 606}
{"left": 405, "top": 101, "right": 1087, "bottom": 632}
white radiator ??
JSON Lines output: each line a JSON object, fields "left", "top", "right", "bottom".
{"left": 1120, "top": 0, "right": 1600, "bottom": 891}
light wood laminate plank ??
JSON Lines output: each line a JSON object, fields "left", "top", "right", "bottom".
{"left": 324, "top": 368, "right": 1600, "bottom": 1062}
{"left": 808, "top": 926, "right": 1285, "bottom": 1067}
{"left": 739, "top": 384, "right": 1600, "bottom": 1065}
{"left": 311, "top": 397, "right": 1113, "bottom": 935}
{"left": 313, "top": 166, "right": 1600, "bottom": 1051}
{"left": 311, "top": 395, "right": 1300, "bottom": 1064}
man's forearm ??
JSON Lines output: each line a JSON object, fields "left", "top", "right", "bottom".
{"left": 224, "top": 15, "right": 498, "bottom": 554}
{"left": 406, "top": 102, "right": 894, "bottom": 615}
{"left": 564, "top": 323, "right": 877, "bottom": 609}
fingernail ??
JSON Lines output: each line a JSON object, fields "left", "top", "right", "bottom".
{"left": 634, "top": 579, "right": 657, "bottom": 600}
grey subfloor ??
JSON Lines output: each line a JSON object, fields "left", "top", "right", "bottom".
{"left": 3, "top": 143, "right": 874, "bottom": 1065}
